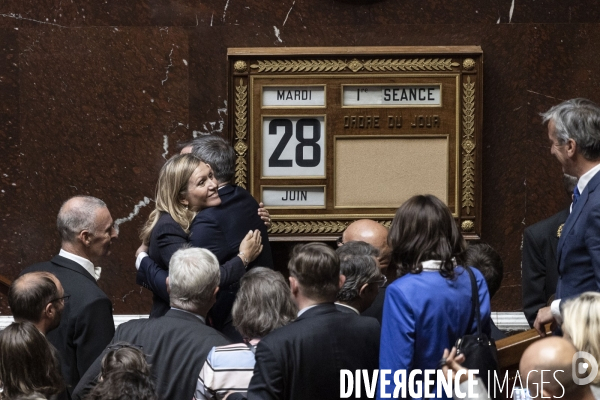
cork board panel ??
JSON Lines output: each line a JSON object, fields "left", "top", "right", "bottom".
{"left": 334, "top": 136, "right": 448, "bottom": 208}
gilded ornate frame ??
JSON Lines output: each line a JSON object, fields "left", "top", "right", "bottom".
{"left": 228, "top": 47, "right": 483, "bottom": 240}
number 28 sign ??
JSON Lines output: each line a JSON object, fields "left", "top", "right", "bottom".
{"left": 262, "top": 116, "right": 326, "bottom": 177}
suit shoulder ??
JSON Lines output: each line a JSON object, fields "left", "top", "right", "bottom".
{"left": 21, "top": 260, "right": 54, "bottom": 275}
{"left": 232, "top": 186, "right": 260, "bottom": 205}
{"left": 154, "top": 213, "right": 185, "bottom": 231}
{"left": 525, "top": 208, "right": 569, "bottom": 235}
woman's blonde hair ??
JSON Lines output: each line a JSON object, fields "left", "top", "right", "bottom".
{"left": 562, "top": 291, "right": 600, "bottom": 385}
{"left": 140, "top": 154, "right": 201, "bottom": 243}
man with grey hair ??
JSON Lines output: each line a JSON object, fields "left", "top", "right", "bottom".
{"left": 534, "top": 98, "right": 600, "bottom": 335}
{"left": 138, "top": 134, "right": 273, "bottom": 340}
{"left": 22, "top": 196, "right": 117, "bottom": 394}
{"left": 339, "top": 219, "right": 391, "bottom": 323}
{"left": 335, "top": 241, "right": 384, "bottom": 314}
{"left": 73, "top": 247, "right": 230, "bottom": 400}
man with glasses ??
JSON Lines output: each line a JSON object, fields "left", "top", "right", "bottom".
{"left": 9, "top": 271, "right": 68, "bottom": 335}
{"left": 22, "top": 196, "right": 117, "bottom": 394}
{"left": 335, "top": 241, "right": 385, "bottom": 315}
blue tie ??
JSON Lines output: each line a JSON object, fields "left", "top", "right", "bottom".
{"left": 573, "top": 186, "right": 581, "bottom": 206}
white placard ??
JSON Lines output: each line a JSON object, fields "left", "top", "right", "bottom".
{"left": 263, "top": 86, "right": 325, "bottom": 106}
{"left": 262, "top": 116, "right": 325, "bottom": 177}
{"left": 262, "top": 186, "right": 325, "bottom": 207}
{"left": 343, "top": 85, "right": 441, "bottom": 106}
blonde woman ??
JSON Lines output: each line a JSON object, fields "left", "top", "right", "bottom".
{"left": 562, "top": 292, "right": 600, "bottom": 399}
{"left": 136, "top": 154, "right": 262, "bottom": 318}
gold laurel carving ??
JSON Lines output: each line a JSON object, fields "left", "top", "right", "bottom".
{"left": 362, "top": 58, "right": 460, "bottom": 72}
{"left": 233, "top": 60, "right": 248, "bottom": 72}
{"left": 267, "top": 220, "right": 391, "bottom": 235}
{"left": 462, "top": 76, "right": 475, "bottom": 215}
{"left": 463, "top": 58, "right": 475, "bottom": 71}
{"left": 234, "top": 79, "right": 248, "bottom": 188}
{"left": 461, "top": 220, "right": 475, "bottom": 232}
{"left": 249, "top": 58, "right": 460, "bottom": 73}
{"left": 250, "top": 59, "right": 348, "bottom": 73}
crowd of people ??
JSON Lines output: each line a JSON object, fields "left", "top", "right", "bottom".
{"left": 2, "top": 98, "right": 600, "bottom": 400}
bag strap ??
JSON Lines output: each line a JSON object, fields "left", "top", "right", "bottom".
{"left": 464, "top": 266, "right": 483, "bottom": 337}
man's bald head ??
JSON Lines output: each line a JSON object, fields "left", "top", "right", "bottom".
{"left": 342, "top": 219, "right": 391, "bottom": 273}
{"left": 520, "top": 337, "right": 588, "bottom": 399}
{"left": 9, "top": 272, "right": 64, "bottom": 333}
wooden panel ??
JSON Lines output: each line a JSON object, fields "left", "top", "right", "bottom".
{"left": 0, "top": 275, "right": 12, "bottom": 297}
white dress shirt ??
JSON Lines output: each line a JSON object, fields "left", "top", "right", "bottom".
{"left": 59, "top": 249, "right": 101, "bottom": 280}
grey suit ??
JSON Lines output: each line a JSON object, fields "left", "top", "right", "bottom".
{"left": 72, "top": 309, "right": 230, "bottom": 400}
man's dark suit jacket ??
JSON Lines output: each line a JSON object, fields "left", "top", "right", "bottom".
{"left": 190, "top": 184, "right": 274, "bottom": 333}
{"left": 335, "top": 302, "right": 359, "bottom": 314}
{"left": 245, "top": 303, "right": 380, "bottom": 400}
{"left": 72, "top": 309, "right": 230, "bottom": 400}
{"left": 136, "top": 210, "right": 249, "bottom": 318}
{"left": 361, "top": 286, "right": 387, "bottom": 323}
{"left": 22, "top": 255, "right": 115, "bottom": 393}
{"left": 557, "top": 171, "right": 600, "bottom": 300}
{"left": 521, "top": 208, "right": 569, "bottom": 326}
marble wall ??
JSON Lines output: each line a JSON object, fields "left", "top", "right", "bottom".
{"left": 1, "top": 0, "right": 599, "bottom": 314}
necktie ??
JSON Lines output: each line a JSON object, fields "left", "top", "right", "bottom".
{"left": 573, "top": 186, "right": 581, "bottom": 207}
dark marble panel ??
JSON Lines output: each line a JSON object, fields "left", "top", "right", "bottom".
{"left": 514, "top": 24, "right": 600, "bottom": 314}
{"left": 513, "top": 1, "right": 600, "bottom": 24}
{"left": 0, "top": 26, "right": 190, "bottom": 313}
{"left": 9, "top": 0, "right": 599, "bottom": 30}
{"left": 0, "top": 2, "right": 152, "bottom": 28}
{"left": 524, "top": 24, "right": 600, "bottom": 241}
{"left": 0, "top": 29, "right": 19, "bottom": 315}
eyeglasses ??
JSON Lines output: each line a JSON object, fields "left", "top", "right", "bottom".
{"left": 107, "top": 342, "right": 144, "bottom": 351}
{"left": 50, "top": 295, "right": 71, "bottom": 304}
{"left": 369, "top": 275, "right": 387, "bottom": 288}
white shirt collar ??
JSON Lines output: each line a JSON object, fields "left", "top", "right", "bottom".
{"left": 297, "top": 304, "right": 318, "bottom": 317}
{"left": 334, "top": 302, "right": 360, "bottom": 315}
{"left": 421, "top": 258, "right": 456, "bottom": 271}
{"left": 577, "top": 163, "right": 600, "bottom": 194}
{"left": 59, "top": 249, "right": 101, "bottom": 280}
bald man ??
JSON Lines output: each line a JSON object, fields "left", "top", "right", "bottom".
{"left": 520, "top": 337, "right": 596, "bottom": 400}
{"left": 9, "top": 271, "right": 66, "bottom": 335}
{"left": 340, "top": 219, "right": 391, "bottom": 322}
{"left": 341, "top": 219, "right": 391, "bottom": 274}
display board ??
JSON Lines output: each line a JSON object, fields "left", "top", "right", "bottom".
{"left": 227, "top": 47, "right": 483, "bottom": 240}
